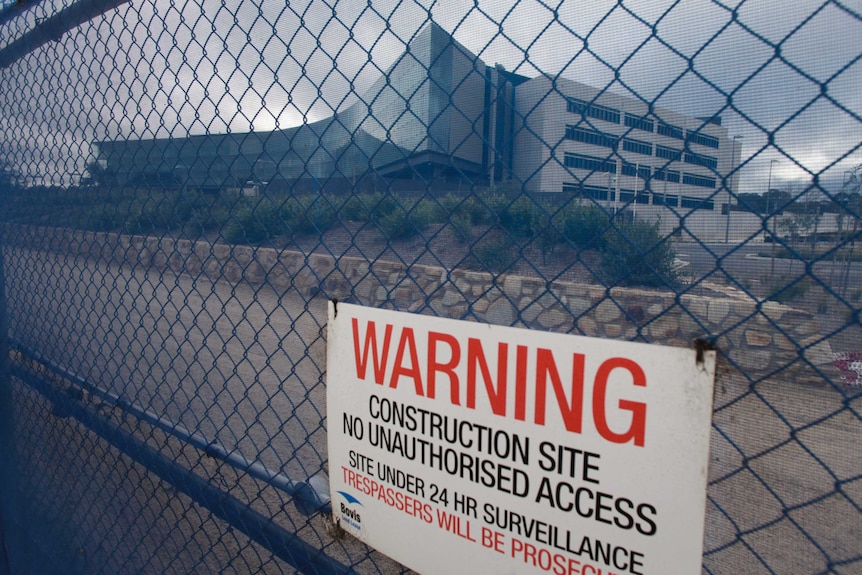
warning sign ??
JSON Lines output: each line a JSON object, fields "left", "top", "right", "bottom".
{"left": 326, "top": 302, "right": 715, "bottom": 574}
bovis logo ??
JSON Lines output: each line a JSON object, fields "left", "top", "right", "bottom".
{"left": 337, "top": 491, "right": 362, "bottom": 531}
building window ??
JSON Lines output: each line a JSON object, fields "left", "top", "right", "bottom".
{"left": 680, "top": 196, "right": 716, "bottom": 210}
{"left": 624, "top": 113, "right": 654, "bottom": 132}
{"left": 653, "top": 169, "right": 681, "bottom": 182}
{"left": 618, "top": 190, "right": 649, "bottom": 204}
{"left": 684, "top": 152, "right": 718, "bottom": 169}
{"left": 683, "top": 173, "right": 717, "bottom": 188}
{"left": 653, "top": 193, "right": 678, "bottom": 207}
{"left": 563, "top": 182, "right": 611, "bottom": 201}
{"left": 564, "top": 153, "right": 617, "bottom": 174}
{"left": 657, "top": 122, "right": 684, "bottom": 139}
{"left": 622, "top": 138, "right": 652, "bottom": 155}
{"left": 567, "top": 98, "right": 621, "bottom": 124}
{"left": 655, "top": 145, "right": 682, "bottom": 161}
{"left": 620, "top": 163, "right": 651, "bottom": 179}
{"left": 686, "top": 130, "right": 720, "bottom": 149}
{"left": 565, "top": 126, "right": 618, "bottom": 149}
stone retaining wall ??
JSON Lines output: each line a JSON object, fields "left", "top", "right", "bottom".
{"left": 4, "top": 224, "right": 835, "bottom": 386}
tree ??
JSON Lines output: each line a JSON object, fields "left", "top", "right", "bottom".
{"left": 0, "top": 154, "right": 23, "bottom": 222}
{"left": 0, "top": 154, "right": 20, "bottom": 190}
{"left": 834, "top": 163, "right": 862, "bottom": 296}
{"left": 737, "top": 192, "right": 766, "bottom": 213}
{"left": 835, "top": 163, "right": 862, "bottom": 234}
{"left": 82, "top": 159, "right": 115, "bottom": 187}
{"left": 736, "top": 189, "right": 791, "bottom": 214}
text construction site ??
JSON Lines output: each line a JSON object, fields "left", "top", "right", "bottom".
{"left": 327, "top": 302, "right": 716, "bottom": 575}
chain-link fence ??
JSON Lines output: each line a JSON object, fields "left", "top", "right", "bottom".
{"left": 1, "top": 1, "right": 860, "bottom": 573}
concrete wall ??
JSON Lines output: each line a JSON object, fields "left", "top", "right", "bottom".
{"left": 629, "top": 209, "right": 847, "bottom": 244}
{"left": 4, "top": 224, "right": 836, "bottom": 387}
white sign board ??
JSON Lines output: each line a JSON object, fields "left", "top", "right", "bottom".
{"left": 326, "top": 302, "right": 715, "bottom": 575}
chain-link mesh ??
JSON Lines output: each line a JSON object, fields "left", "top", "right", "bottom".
{"left": 1, "top": 1, "right": 860, "bottom": 573}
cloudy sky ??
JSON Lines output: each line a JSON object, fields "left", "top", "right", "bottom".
{"left": 1, "top": 0, "right": 860, "bottom": 194}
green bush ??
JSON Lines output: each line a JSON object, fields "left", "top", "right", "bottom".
{"left": 498, "top": 195, "right": 546, "bottom": 238}
{"left": 184, "top": 201, "right": 229, "bottom": 236}
{"left": 371, "top": 197, "right": 437, "bottom": 240}
{"left": 438, "top": 194, "right": 465, "bottom": 216}
{"left": 558, "top": 203, "right": 611, "bottom": 249}
{"left": 221, "top": 196, "right": 283, "bottom": 244}
{"left": 122, "top": 195, "right": 168, "bottom": 234}
{"left": 471, "top": 232, "right": 518, "bottom": 273}
{"left": 376, "top": 207, "right": 416, "bottom": 240}
{"left": 467, "top": 193, "right": 504, "bottom": 226}
{"left": 293, "top": 195, "right": 338, "bottom": 235}
{"left": 113, "top": 191, "right": 217, "bottom": 234}
{"left": 599, "top": 219, "right": 678, "bottom": 287}
{"left": 338, "top": 195, "right": 372, "bottom": 222}
{"left": 85, "top": 204, "right": 123, "bottom": 232}
{"left": 368, "top": 193, "right": 399, "bottom": 222}
{"left": 415, "top": 198, "right": 446, "bottom": 224}
{"left": 450, "top": 213, "right": 474, "bottom": 243}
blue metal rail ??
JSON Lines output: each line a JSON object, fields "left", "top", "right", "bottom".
{"left": 9, "top": 339, "right": 332, "bottom": 517}
{"left": 0, "top": 0, "right": 129, "bottom": 67}
{"left": 8, "top": 355, "right": 353, "bottom": 575}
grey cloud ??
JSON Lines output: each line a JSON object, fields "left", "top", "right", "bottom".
{"left": 0, "top": 0, "right": 859, "bottom": 190}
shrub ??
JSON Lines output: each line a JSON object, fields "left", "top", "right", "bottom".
{"left": 531, "top": 208, "right": 560, "bottom": 262}
{"left": 450, "top": 213, "right": 473, "bottom": 243}
{"left": 221, "top": 196, "right": 283, "bottom": 244}
{"left": 338, "top": 195, "right": 372, "bottom": 222}
{"left": 292, "top": 195, "right": 338, "bottom": 235}
{"left": 599, "top": 219, "right": 679, "bottom": 287}
{"left": 86, "top": 204, "right": 123, "bottom": 232}
{"left": 499, "top": 195, "right": 542, "bottom": 238}
{"left": 123, "top": 195, "right": 169, "bottom": 234}
{"left": 368, "top": 193, "right": 399, "bottom": 221}
{"left": 413, "top": 198, "right": 446, "bottom": 224}
{"left": 558, "top": 203, "right": 611, "bottom": 249}
{"left": 373, "top": 197, "right": 438, "bottom": 241}
{"left": 185, "top": 200, "right": 230, "bottom": 236}
{"left": 438, "top": 194, "right": 465, "bottom": 216}
{"left": 377, "top": 206, "right": 417, "bottom": 240}
{"left": 467, "top": 193, "right": 504, "bottom": 226}
{"left": 471, "top": 232, "right": 519, "bottom": 273}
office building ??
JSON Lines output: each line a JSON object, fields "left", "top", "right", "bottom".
{"left": 93, "top": 22, "right": 737, "bottom": 215}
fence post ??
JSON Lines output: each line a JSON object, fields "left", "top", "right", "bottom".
{"left": 0, "top": 216, "right": 17, "bottom": 575}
